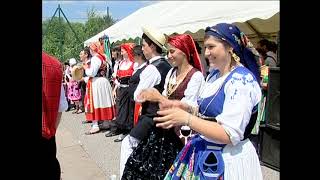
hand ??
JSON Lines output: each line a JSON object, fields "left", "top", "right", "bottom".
{"left": 112, "top": 89, "right": 117, "bottom": 100}
{"left": 83, "top": 64, "right": 89, "bottom": 70}
{"left": 154, "top": 108, "right": 189, "bottom": 129}
{"left": 137, "top": 88, "right": 163, "bottom": 103}
{"left": 159, "top": 99, "right": 189, "bottom": 111}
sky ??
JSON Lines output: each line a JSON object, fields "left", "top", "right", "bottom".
{"left": 42, "top": 1, "right": 158, "bottom": 23}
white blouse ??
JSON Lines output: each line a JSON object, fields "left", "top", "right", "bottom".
{"left": 84, "top": 56, "right": 102, "bottom": 83}
{"left": 118, "top": 59, "right": 133, "bottom": 70}
{"left": 133, "top": 62, "right": 148, "bottom": 75}
{"left": 199, "top": 68, "right": 262, "bottom": 145}
{"left": 162, "top": 68, "right": 205, "bottom": 106}
{"left": 114, "top": 59, "right": 134, "bottom": 86}
{"left": 133, "top": 56, "right": 163, "bottom": 101}
{"left": 112, "top": 60, "right": 120, "bottom": 79}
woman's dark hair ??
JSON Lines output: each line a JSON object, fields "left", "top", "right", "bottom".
{"left": 142, "top": 33, "right": 163, "bottom": 54}
{"left": 83, "top": 47, "right": 92, "bottom": 58}
{"left": 258, "top": 39, "right": 277, "bottom": 53}
{"left": 258, "top": 39, "right": 270, "bottom": 47}
{"left": 111, "top": 45, "right": 121, "bottom": 59}
{"left": 269, "top": 41, "right": 277, "bottom": 53}
{"left": 194, "top": 41, "right": 202, "bottom": 54}
{"left": 133, "top": 45, "right": 147, "bottom": 61}
{"left": 188, "top": 55, "right": 195, "bottom": 68}
{"left": 112, "top": 46, "right": 121, "bottom": 52}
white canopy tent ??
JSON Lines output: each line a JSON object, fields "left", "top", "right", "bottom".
{"left": 84, "top": 1, "right": 279, "bottom": 46}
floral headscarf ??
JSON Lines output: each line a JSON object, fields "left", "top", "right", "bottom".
{"left": 205, "top": 23, "right": 261, "bottom": 83}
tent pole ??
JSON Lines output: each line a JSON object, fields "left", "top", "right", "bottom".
{"left": 60, "top": 8, "right": 82, "bottom": 46}
{"left": 58, "top": 4, "right": 63, "bottom": 61}
{"left": 42, "top": 6, "right": 59, "bottom": 42}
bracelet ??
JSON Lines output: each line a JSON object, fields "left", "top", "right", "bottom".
{"left": 186, "top": 113, "right": 192, "bottom": 127}
{"left": 188, "top": 106, "right": 193, "bottom": 114}
{"left": 192, "top": 106, "right": 199, "bottom": 117}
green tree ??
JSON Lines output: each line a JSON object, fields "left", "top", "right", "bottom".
{"left": 42, "top": 8, "right": 116, "bottom": 62}
{"left": 42, "top": 17, "right": 68, "bottom": 61}
{"left": 84, "top": 8, "right": 116, "bottom": 39}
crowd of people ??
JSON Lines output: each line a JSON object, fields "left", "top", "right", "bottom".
{"left": 43, "top": 22, "right": 278, "bottom": 180}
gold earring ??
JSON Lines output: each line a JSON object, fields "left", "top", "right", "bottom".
{"left": 231, "top": 52, "right": 240, "bottom": 63}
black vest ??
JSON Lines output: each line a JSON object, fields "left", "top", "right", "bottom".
{"left": 128, "top": 64, "right": 147, "bottom": 99}
{"left": 141, "top": 57, "right": 172, "bottom": 117}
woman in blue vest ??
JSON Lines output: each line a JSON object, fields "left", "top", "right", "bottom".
{"left": 148, "top": 23, "right": 262, "bottom": 179}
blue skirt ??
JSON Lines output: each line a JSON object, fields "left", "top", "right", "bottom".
{"left": 164, "top": 134, "right": 226, "bottom": 180}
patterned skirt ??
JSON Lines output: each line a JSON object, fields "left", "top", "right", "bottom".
{"left": 122, "top": 127, "right": 183, "bottom": 180}
{"left": 164, "top": 134, "right": 225, "bottom": 180}
{"left": 165, "top": 135, "right": 263, "bottom": 180}
{"left": 67, "top": 80, "right": 81, "bottom": 101}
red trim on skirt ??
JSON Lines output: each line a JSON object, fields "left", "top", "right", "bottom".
{"left": 86, "top": 106, "right": 116, "bottom": 121}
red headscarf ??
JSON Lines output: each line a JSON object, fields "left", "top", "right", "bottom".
{"left": 120, "top": 43, "right": 135, "bottom": 62}
{"left": 167, "top": 34, "right": 203, "bottom": 73}
{"left": 90, "top": 42, "right": 106, "bottom": 61}
{"left": 90, "top": 42, "right": 99, "bottom": 53}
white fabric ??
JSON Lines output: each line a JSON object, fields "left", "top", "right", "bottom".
{"left": 199, "top": 71, "right": 230, "bottom": 98}
{"left": 133, "top": 62, "right": 147, "bottom": 75}
{"left": 58, "top": 84, "right": 68, "bottom": 112}
{"left": 84, "top": 1, "right": 279, "bottom": 46}
{"left": 196, "top": 68, "right": 263, "bottom": 179}
{"left": 148, "top": 56, "right": 161, "bottom": 64}
{"left": 84, "top": 55, "right": 114, "bottom": 108}
{"left": 223, "top": 139, "right": 263, "bottom": 180}
{"left": 92, "top": 121, "right": 99, "bottom": 128}
{"left": 64, "top": 67, "right": 70, "bottom": 75}
{"left": 85, "top": 56, "right": 101, "bottom": 78}
{"left": 119, "top": 135, "right": 140, "bottom": 178}
{"left": 133, "top": 57, "right": 163, "bottom": 101}
{"left": 69, "top": 58, "right": 77, "bottom": 66}
{"left": 265, "top": 51, "right": 277, "bottom": 67}
{"left": 91, "top": 77, "right": 114, "bottom": 108}
{"left": 113, "top": 59, "right": 134, "bottom": 87}
{"left": 112, "top": 60, "right": 120, "bottom": 79}
{"left": 162, "top": 68, "right": 205, "bottom": 106}
{"left": 113, "top": 60, "right": 120, "bottom": 86}
{"left": 199, "top": 69, "right": 261, "bottom": 146}
{"left": 65, "top": 67, "right": 72, "bottom": 82}
{"left": 216, "top": 72, "right": 261, "bottom": 146}
{"left": 118, "top": 59, "right": 133, "bottom": 70}
{"left": 198, "top": 137, "right": 262, "bottom": 179}
{"left": 266, "top": 51, "right": 276, "bottom": 60}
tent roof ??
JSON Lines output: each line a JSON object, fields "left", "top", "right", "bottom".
{"left": 84, "top": 1, "right": 279, "bottom": 46}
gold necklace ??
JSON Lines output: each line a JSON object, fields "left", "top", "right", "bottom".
{"left": 166, "top": 67, "right": 192, "bottom": 97}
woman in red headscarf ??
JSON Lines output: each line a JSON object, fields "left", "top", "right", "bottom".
{"left": 104, "top": 43, "right": 136, "bottom": 140}
{"left": 122, "top": 35, "right": 205, "bottom": 179}
{"left": 83, "top": 43, "right": 116, "bottom": 135}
